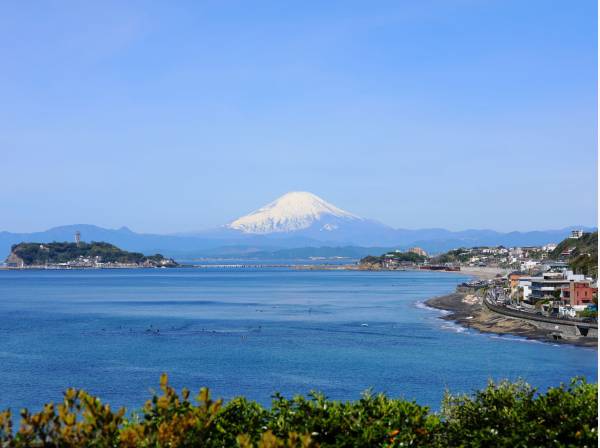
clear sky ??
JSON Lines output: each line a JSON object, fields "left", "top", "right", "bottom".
{"left": 1, "top": 1, "right": 597, "bottom": 233}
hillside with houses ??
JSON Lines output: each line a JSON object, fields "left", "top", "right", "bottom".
{"left": 361, "top": 231, "right": 598, "bottom": 323}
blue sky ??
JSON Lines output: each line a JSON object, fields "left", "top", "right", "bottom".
{"left": 0, "top": 1, "right": 597, "bottom": 233}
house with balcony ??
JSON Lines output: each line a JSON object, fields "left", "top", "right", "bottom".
{"left": 525, "top": 271, "right": 588, "bottom": 303}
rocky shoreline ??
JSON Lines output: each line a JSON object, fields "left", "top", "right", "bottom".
{"left": 425, "top": 292, "right": 597, "bottom": 347}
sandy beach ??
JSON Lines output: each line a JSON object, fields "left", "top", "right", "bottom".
{"left": 447, "top": 266, "right": 509, "bottom": 280}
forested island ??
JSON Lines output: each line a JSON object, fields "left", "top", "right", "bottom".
{"left": 5, "top": 241, "right": 178, "bottom": 269}
{"left": 360, "top": 250, "right": 426, "bottom": 268}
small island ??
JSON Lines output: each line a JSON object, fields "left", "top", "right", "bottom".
{"left": 5, "top": 241, "right": 178, "bottom": 269}
{"left": 359, "top": 250, "right": 427, "bottom": 268}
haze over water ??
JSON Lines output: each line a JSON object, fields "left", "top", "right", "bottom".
{"left": 0, "top": 268, "right": 596, "bottom": 412}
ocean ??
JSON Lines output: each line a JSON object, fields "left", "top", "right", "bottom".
{"left": 0, "top": 268, "right": 596, "bottom": 412}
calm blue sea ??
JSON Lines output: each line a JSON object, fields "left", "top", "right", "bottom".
{"left": 0, "top": 268, "right": 596, "bottom": 412}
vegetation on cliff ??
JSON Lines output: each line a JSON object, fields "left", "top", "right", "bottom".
{"left": 429, "top": 248, "right": 471, "bottom": 265}
{"left": 8, "top": 242, "right": 177, "bottom": 267}
{"left": 551, "top": 232, "right": 598, "bottom": 278}
{"left": 0, "top": 376, "right": 595, "bottom": 447}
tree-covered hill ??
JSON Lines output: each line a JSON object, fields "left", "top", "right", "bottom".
{"left": 551, "top": 232, "right": 598, "bottom": 278}
{"left": 360, "top": 251, "right": 426, "bottom": 267}
{"left": 429, "top": 248, "right": 472, "bottom": 265}
{"left": 7, "top": 241, "right": 177, "bottom": 267}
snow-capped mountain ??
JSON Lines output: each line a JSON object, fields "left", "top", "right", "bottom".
{"left": 1, "top": 191, "right": 592, "bottom": 259}
{"left": 227, "top": 191, "right": 363, "bottom": 234}
{"left": 223, "top": 191, "right": 402, "bottom": 246}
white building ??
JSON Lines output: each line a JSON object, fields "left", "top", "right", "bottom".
{"left": 569, "top": 230, "right": 584, "bottom": 239}
{"left": 515, "top": 277, "right": 533, "bottom": 301}
{"left": 558, "top": 306, "right": 577, "bottom": 318}
{"left": 521, "top": 260, "right": 540, "bottom": 271}
{"left": 510, "top": 247, "right": 523, "bottom": 256}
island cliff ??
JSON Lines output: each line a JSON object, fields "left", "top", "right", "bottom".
{"left": 5, "top": 241, "right": 178, "bottom": 268}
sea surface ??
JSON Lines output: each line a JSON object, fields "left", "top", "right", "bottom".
{"left": 0, "top": 268, "right": 596, "bottom": 412}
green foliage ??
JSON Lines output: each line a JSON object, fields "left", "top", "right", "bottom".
{"left": 0, "top": 376, "right": 596, "bottom": 447}
{"left": 264, "top": 390, "right": 439, "bottom": 447}
{"left": 570, "top": 253, "right": 598, "bottom": 279}
{"left": 551, "top": 232, "right": 598, "bottom": 278}
{"left": 10, "top": 241, "right": 176, "bottom": 267}
{"left": 431, "top": 248, "right": 471, "bottom": 265}
{"left": 441, "top": 378, "right": 598, "bottom": 447}
{"left": 359, "top": 255, "right": 381, "bottom": 265}
{"left": 579, "top": 309, "right": 597, "bottom": 318}
{"left": 360, "top": 251, "right": 426, "bottom": 266}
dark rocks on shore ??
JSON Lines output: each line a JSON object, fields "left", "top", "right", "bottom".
{"left": 425, "top": 292, "right": 597, "bottom": 347}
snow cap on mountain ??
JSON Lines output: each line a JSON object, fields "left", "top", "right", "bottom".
{"left": 227, "top": 191, "right": 361, "bottom": 234}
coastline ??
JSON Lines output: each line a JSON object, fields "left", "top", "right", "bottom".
{"left": 424, "top": 268, "right": 597, "bottom": 347}
{"left": 441, "top": 266, "right": 508, "bottom": 280}
{"left": 0, "top": 265, "right": 176, "bottom": 270}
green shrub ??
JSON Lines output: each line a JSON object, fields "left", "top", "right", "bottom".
{"left": 441, "top": 379, "right": 597, "bottom": 447}
{"left": 579, "top": 309, "right": 597, "bottom": 318}
{"left": 0, "top": 375, "right": 596, "bottom": 447}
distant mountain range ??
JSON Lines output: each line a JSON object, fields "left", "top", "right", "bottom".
{"left": 1, "top": 192, "right": 595, "bottom": 260}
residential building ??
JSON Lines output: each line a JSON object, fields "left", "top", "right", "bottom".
{"left": 569, "top": 229, "right": 584, "bottom": 239}
{"left": 542, "top": 260, "right": 569, "bottom": 271}
{"left": 408, "top": 247, "right": 427, "bottom": 257}
{"left": 516, "top": 277, "right": 533, "bottom": 301}
{"left": 561, "top": 281, "right": 597, "bottom": 307}
{"left": 527, "top": 271, "right": 589, "bottom": 303}
{"left": 510, "top": 247, "right": 523, "bottom": 258}
{"left": 530, "top": 275, "right": 570, "bottom": 301}
{"left": 521, "top": 260, "right": 540, "bottom": 272}
{"left": 508, "top": 272, "right": 527, "bottom": 291}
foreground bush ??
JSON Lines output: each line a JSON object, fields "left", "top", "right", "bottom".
{"left": 0, "top": 376, "right": 596, "bottom": 447}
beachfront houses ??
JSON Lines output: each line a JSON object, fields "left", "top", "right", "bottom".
{"left": 529, "top": 271, "right": 576, "bottom": 301}
{"left": 512, "top": 270, "right": 597, "bottom": 310}
{"left": 436, "top": 244, "right": 568, "bottom": 270}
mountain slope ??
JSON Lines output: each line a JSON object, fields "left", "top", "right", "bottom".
{"left": 1, "top": 224, "right": 594, "bottom": 261}
{"left": 0, "top": 192, "right": 595, "bottom": 260}
{"left": 225, "top": 191, "right": 402, "bottom": 246}
{"left": 551, "top": 231, "right": 598, "bottom": 278}
{"left": 227, "top": 191, "right": 362, "bottom": 234}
